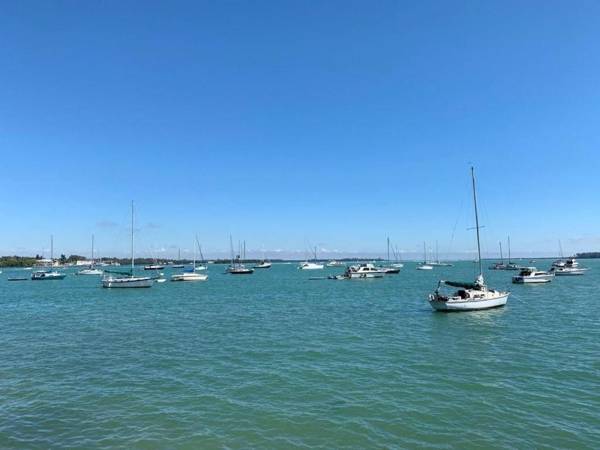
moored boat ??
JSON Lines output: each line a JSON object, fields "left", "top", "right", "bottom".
{"left": 549, "top": 258, "right": 588, "bottom": 276}
{"left": 31, "top": 270, "right": 66, "bottom": 280}
{"left": 345, "top": 263, "right": 385, "bottom": 279}
{"left": 428, "top": 167, "right": 509, "bottom": 312}
{"left": 512, "top": 267, "right": 554, "bottom": 284}
{"left": 102, "top": 202, "right": 153, "bottom": 288}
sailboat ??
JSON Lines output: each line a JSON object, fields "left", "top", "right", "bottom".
{"left": 416, "top": 242, "right": 433, "bottom": 270}
{"left": 299, "top": 246, "right": 324, "bottom": 270}
{"left": 31, "top": 235, "right": 66, "bottom": 280}
{"left": 171, "top": 237, "right": 208, "bottom": 281}
{"left": 428, "top": 167, "right": 509, "bottom": 311}
{"left": 227, "top": 237, "right": 254, "bottom": 274}
{"left": 428, "top": 240, "right": 453, "bottom": 267}
{"left": 504, "top": 236, "right": 520, "bottom": 270}
{"left": 194, "top": 237, "right": 208, "bottom": 271}
{"left": 102, "top": 202, "right": 153, "bottom": 288}
{"left": 77, "top": 235, "right": 103, "bottom": 275}
{"left": 391, "top": 245, "right": 404, "bottom": 268}
{"left": 489, "top": 241, "right": 507, "bottom": 270}
{"left": 253, "top": 247, "right": 272, "bottom": 269}
{"left": 381, "top": 237, "right": 400, "bottom": 273}
{"left": 172, "top": 248, "right": 184, "bottom": 268}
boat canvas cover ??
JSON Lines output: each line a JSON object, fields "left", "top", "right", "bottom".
{"left": 103, "top": 269, "right": 133, "bottom": 276}
{"left": 443, "top": 280, "right": 480, "bottom": 290}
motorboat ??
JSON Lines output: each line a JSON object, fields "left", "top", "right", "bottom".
{"left": 344, "top": 263, "right": 385, "bottom": 279}
{"left": 31, "top": 270, "right": 66, "bottom": 280}
{"left": 428, "top": 168, "right": 509, "bottom": 311}
{"left": 512, "top": 267, "right": 554, "bottom": 284}
{"left": 144, "top": 264, "right": 165, "bottom": 271}
{"left": 549, "top": 258, "right": 588, "bottom": 276}
{"left": 102, "top": 202, "right": 153, "bottom": 288}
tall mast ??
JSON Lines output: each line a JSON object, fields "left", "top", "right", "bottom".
{"left": 192, "top": 237, "right": 196, "bottom": 269}
{"left": 178, "top": 248, "right": 181, "bottom": 261}
{"left": 471, "top": 167, "right": 483, "bottom": 277}
{"left": 131, "top": 201, "right": 134, "bottom": 273}
{"left": 436, "top": 240, "right": 439, "bottom": 263}
{"left": 559, "top": 240, "right": 564, "bottom": 258}
{"left": 387, "top": 237, "right": 390, "bottom": 263}
{"left": 229, "top": 235, "right": 234, "bottom": 265}
{"left": 423, "top": 241, "right": 426, "bottom": 263}
{"left": 499, "top": 241, "right": 504, "bottom": 264}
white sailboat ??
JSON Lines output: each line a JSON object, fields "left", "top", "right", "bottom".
{"left": 428, "top": 167, "right": 509, "bottom": 311}
{"left": 194, "top": 237, "right": 208, "bottom": 271}
{"left": 299, "top": 246, "right": 324, "bottom": 270}
{"left": 77, "top": 235, "right": 103, "bottom": 275}
{"left": 102, "top": 202, "right": 153, "bottom": 288}
{"left": 253, "top": 248, "right": 272, "bottom": 269}
{"left": 428, "top": 240, "right": 453, "bottom": 267}
{"left": 32, "top": 235, "right": 66, "bottom": 280}
{"left": 172, "top": 248, "right": 184, "bottom": 268}
{"left": 417, "top": 242, "right": 433, "bottom": 270}
{"left": 171, "top": 236, "right": 208, "bottom": 281}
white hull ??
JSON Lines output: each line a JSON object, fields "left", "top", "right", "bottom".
{"left": 171, "top": 273, "right": 208, "bottom": 282}
{"left": 102, "top": 276, "right": 153, "bottom": 288}
{"left": 254, "top": 263, "right": 272, "bottom": 269}
{"left": 391, "top": 263, "right": 404, "bottom": 268}
{"left": 347, "top": 272, "right": 384, "bottom": 279}
{"left": 553, "top": 269, "right": 587, "bottom": 276}
{"left": 417, "top": 265, "right": 433, "bottom": 270}
{"left": 512, "top": 276, "right": 553, "bottom": 284}
{"left": 194, "top": 265, "right": 207, "bottom": 271}
{"left": 299, "top": 263, "right": 324, "bottom": 270}
{"left": 77, "top": 268, "right": 104, "bottom": 275}
{"left": 430, "top": 293, "right": 509, "bottom": 311}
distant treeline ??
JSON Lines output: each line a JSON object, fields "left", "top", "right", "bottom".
{"left": 0, "top": 255, "right": 385, "bottom": 267}
{"left": 575, "top": 252, "right": 600, "bottom": 259}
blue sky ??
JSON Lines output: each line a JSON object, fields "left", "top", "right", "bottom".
{"left": 1, "top": 1, "right": 599, "bottom": 259}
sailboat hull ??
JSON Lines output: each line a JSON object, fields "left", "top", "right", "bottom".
{"left": 429, "top": 293, "right": 509, "bottom": 311}
{"left": 102, "top": 277, "right": 153, "bottom": 288}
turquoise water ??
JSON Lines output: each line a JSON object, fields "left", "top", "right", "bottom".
{"left": 1, "top": 262, "right": 599, "bottom": 449}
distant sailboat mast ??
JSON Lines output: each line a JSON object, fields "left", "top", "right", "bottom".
{"left": 131, "top": 201, "right": 135, "bottom": 274}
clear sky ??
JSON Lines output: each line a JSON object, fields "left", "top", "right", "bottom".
{"left": 1, "top": 1, "right": 599, "bottom": 260}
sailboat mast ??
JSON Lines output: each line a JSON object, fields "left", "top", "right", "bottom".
{"left": 192, "top": 238, "right": 196, "bottom": 269}
{"left": 423, "top": 241, "right": 426, "bottom": 263}
{"left": 499, "top": 241, "right": 504, "bottom": 263}
{"left": 387, "top": 237, "right": 390, "bottom": 263}
{"left": 229, "top": 235, "right": 234, "bottom": 265}
{"left": 131, "top": 201, "right": 134, "bottom": 272}
{"left": 471, "top": 167, "right": 483, "bottom": 277}
{"left": 436, "top": 240, "right": 439, "bottom": 264}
